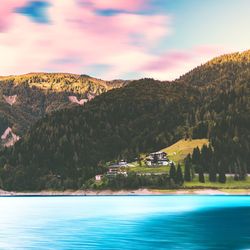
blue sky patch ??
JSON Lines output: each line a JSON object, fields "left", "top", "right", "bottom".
{"left": 15, "top": 1, "right": 50, "bottom": 24}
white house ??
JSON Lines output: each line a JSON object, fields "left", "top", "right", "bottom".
{"left": 118, "top": 160, "right": 128, "bottom": 167}
{"left": 158, "top": 159, "right": 169, "bottom": 166}
{"left": 95, "top": 175, "right": 103, "bottom": 181}
{"left": 145, "top": 151, "right": 169, "bottom": 166}
{"left": 149, "top": 151, "right": 167, "bottom": 160}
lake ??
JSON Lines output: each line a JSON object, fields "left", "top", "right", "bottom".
{"left": 0, "top": 195, "right": 250, "bottom": 249}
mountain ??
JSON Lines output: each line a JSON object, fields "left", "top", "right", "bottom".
{"left": 178, "top": 50, "right": 250, "bottom": 87}
{"left": 0, "top": 73, "right": 127, "bottom": 146}
{"left": 0, "top": 50, "right": 249, "bottom": 190}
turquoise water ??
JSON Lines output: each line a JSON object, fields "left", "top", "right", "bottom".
{"left": 0, "top": 196, "right": 250, "bottom": 249}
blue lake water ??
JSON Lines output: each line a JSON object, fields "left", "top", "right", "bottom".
{"left": 0, "top": 195, "right": 250, "bottom": 250}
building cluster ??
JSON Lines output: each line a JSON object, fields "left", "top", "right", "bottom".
{"left": 95, "top": 152, "right": 175, "bottom": 181}
{"left": 95, "top": 160, "right": 128, "bottom": 181}
{"left": 106, "top": 160, "right": 128, "bottom": 177}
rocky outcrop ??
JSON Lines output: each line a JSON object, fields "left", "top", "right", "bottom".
{"left": 3, "top": 95, "right": 17, "bottom": 106}
{"left": 1, "top": 127, "right": 20, "bottom": 147}
{"left": 68, "top": 96, "right": 88, "bottom": 105}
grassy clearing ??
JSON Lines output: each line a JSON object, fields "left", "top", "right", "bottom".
{"left": 127, "top": 138, "right": 209, "bottom": 174}
{"left": 128, "top": 165, "right": 170, "bottom": 174}
{"left": 161, "top": 139, "right": 209, "bottom": 163}
{"left": 184, "top": 176, "right": 250, "bottom": 189}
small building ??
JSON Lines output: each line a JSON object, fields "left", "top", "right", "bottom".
{"left": 158, "top": 159, "right": 169, "bottom": 166}
{"left": 108, "top": 164, "right": 121, "bottom": 170}
{"left": 149, "top": 151, "right": 167, "bottom": 160}
{"left": 106, "top": 162, "right": 129, "bottom": 177}
{"left": 106, "top": 165, "right": 120, "bottom": 176}
{"left": 145, "top": 151, "right": 169, "bottom": 166}
{"left": 145, "top": 158, "right": 152, "bottom": 166}
{"left": 108, "top": 167, "right": 119, "bottom": 174}
{"left": 118, "top": 160, "right": 128, "bottom": 167}
{"left": 95, "top": 175, "right": 103, "bottom": 181}
{"left": 106, "top": 160, "right": 128, "bottom": 175}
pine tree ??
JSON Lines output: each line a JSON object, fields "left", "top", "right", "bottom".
{"left": 234, "top": 163, "right": 239, "bottom": 181}
{"left": 200, "top": 144, "right": 210, "bottom": 172}
{"left": 209, "top": 158, "right": 217, "bottom": 182}
{"left": 176, "top": 164, "right": 184, "bottom": 185}
{"left": 169, "top": 163, "right": 176, "bottom": 183}
{"left": 237, "top": 158, "right": 247, "bottom": 181}
{"left": 192, "top": 147, "right": 200, "bottom": 165}
{"left": 184, "top": 154, "right": 192, "bottom": 182}
{"left": 198, "top": 165, "right": 205, "bottom": 183}
{"left": 234, "top": 174, "right": 239, "bottom": 181}
{"left": 218, "top": 166, "right": 227, "bottom": 183}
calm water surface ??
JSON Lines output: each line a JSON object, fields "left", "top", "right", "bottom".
{"left": 0, "top": 195, "right": 250, "bottom": 250}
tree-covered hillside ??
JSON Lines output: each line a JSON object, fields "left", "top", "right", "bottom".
{"left": 0, "top": 50, "right": 249, "bottom": 190}
{"left": 178, "top": 51, "right": 250, "bottom": 181}
{"left": 0, "top": 73, "right": 127, "bottom": 145}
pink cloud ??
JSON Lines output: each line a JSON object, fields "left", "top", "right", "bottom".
{"left": 141, "top": 46, "right": 233, "bottom": 80}
{"left": 0, "top": 0, "right": 27, "bottom": 31}
{"left": 193, "top": 45, "right": 227, "bottom": 56}
{"left": 144, "top": 51, "right": 192, "bottom": 71}
{"left": 79, "top": 0, "right": 148, "bottom": 12}
{"left": 144, "top": 46, "right": 229, "bottom": 73}
{"left": 0, "top": 0, "right": 170, "bottom": 79}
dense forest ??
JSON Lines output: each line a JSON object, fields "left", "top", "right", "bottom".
{"left": 0, "top": 50, "right": 249, "bottom": 190}
{"left": 181, "top": 51, "right": 250, "bottom": 183}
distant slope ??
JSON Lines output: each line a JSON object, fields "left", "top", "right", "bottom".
{"left": 0, "top": 73, "right": 126, "bottom": 94}
{"left": 177, "top": 50, "right": 250, "bottom": 86}
{"left": 161, "top": 139, "right": 209, "bottom": 163}
{"left": 0, "top": 73, "right": 128, "bottom": 145}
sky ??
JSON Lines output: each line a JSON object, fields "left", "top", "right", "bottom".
{"left": 0, "top": 0, "right": 250, "bottom": 80}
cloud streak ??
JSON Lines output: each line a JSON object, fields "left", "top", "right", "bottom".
{"left": 0, "top": 0, "right": 27, "bottom": 31}
{"left": 79, "top": 0, "right": 149, "bottom": 12}
{"left": 142, "top": 46, "right": 230, "bottom": 80}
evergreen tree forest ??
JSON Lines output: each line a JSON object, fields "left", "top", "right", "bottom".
{"left": 0, "top": 50, "right": 249, "bottom": 190}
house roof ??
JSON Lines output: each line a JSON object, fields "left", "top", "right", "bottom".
{"left": 150, "top": 151, "right": 167, "bottom": 155}
{"left": 108, "top": 164, "right": 121, "bottom": 168}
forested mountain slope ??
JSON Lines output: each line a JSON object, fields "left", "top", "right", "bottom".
{"left": 0, "top": 50, "right": 249, "bottom": 190}
{"left": 178, "top": 50, "right": 250, "bottom": 86}
{"left": 177, "top": 50, "right": 250, "bottom": 180}
{"left": 0, "top": 73, "right": 127, "bottom": 144}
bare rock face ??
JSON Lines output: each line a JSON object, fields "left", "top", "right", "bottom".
{"left": 68, "top": 96, "right": 88, "bottom": 106}
{"left": 1, "top": 127, "right": 12, "bottom": 140}
{"left": 3, "top": 95, "right": 17, "bottom": 106}
{"left": 1, "top": 127, "right": 20, "bottom": 147}
{"left": 87, "top": 93, "right": 95, "bottom": 101}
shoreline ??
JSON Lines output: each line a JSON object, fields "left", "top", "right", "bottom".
{"left": 1, "top": 188, "right": 250, "bottom": 196}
